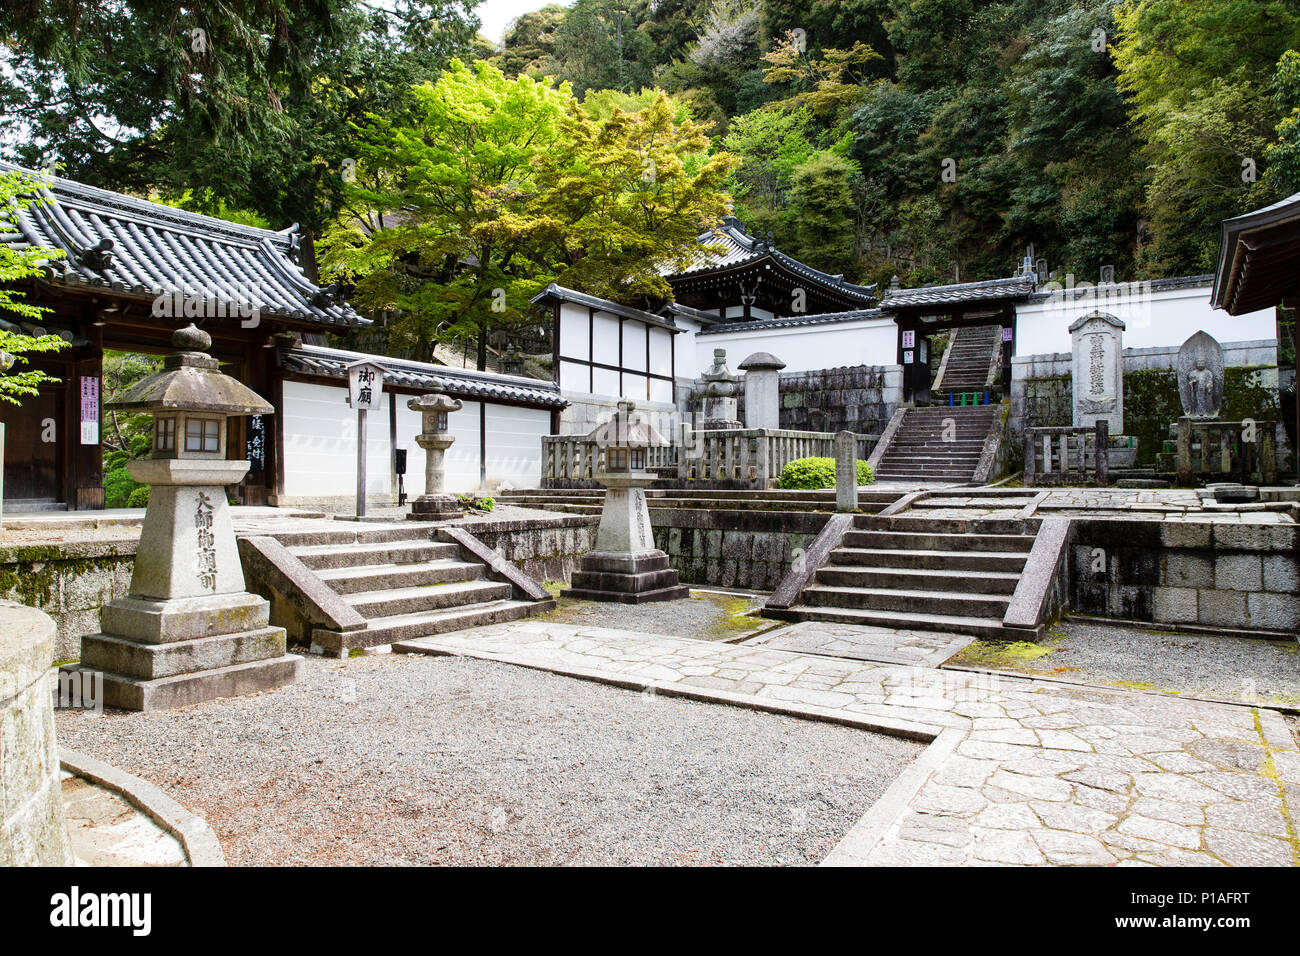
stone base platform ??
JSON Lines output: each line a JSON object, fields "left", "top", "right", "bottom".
{"left": 70, "top": 591, "right": 301, "bottom": 711}
{"left": 562, "top": 549, "right": 689, "bottom": 604}
{"left": 62, "top": 656, "right": 301, "bottom": 712}
{"left": 407, "top": 494, "right": 463, "bottom": 522}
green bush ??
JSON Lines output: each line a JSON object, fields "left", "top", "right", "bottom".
{"left": 126, "top": 485, "right": 150, "bottom": 508}
{"left": 103, "top": 464, "right": 144, "bottom": 508}
{"left": 776, "top": 456, "right": 874, "bottom": 489}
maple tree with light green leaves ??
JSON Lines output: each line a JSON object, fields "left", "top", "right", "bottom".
{"left": 0, "top": 170, "right": 68, "bottom": 405}
{"left": 320, "top": 60, "right": 738, "bottom": 369}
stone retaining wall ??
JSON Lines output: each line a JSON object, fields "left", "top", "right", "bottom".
{"left": 0, "top": 600, "right": 73, "bottom": 865}
{"left": 650, "top": 508, "right": 830, "bottom": 591}
{"left": 1070, "top": 519, "right": 1300, "bottom": 633}
{"left": 457, "top": 514, "right": 598, "bottom": 585}
{"left": 0, "top": 541, "right": 136, "bottom": 664}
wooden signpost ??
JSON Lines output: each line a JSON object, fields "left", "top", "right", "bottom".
{"left": 345, "top": 360, "right": 385, "bottom": 516}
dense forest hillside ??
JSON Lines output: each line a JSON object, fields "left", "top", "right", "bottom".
{"left": 2, "top": 0, "right": 1298, "bottom": 359}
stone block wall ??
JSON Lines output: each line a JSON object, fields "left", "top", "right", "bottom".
{"left": 0, "top": 600, "right": 74, "bottom": 865}
{"left": 1070, "top": 519, "right": 1300, "bottom": 633}
{"left": 0, "top": 541, "right": 136, "bottom": 664}
{"left": 458, "top": 514, "right": 598, "bottom": 584}
{"left": 650, "top": 508, "right": 830, "bottom": 591}
{"left": 1011, "top": 341, "right": 1293, "bottom": 472}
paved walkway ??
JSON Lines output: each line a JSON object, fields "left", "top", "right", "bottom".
{"left": 394, "top": 620, "right": 1300, "bottom": 866}
{"left": 62, "top": 772, "right": 187, "bottom": 866}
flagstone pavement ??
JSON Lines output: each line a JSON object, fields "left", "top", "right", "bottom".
{"left": 394, "top": 620, "right": 1300, "bottom": 867}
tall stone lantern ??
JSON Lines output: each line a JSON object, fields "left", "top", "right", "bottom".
{"left": 408, "top": 382, "right": 464, "bottom": 521}
{"left": 562, "top": 400, "right": 688, "bottom": 604}
{"left": 62, "top": 324, "right": 300, "bottom": 711}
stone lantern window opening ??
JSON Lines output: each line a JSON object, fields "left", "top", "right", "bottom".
{"left": 608, "top": 447, "right": 628, "bottom": 471}
{"left": 154, "top": 416, "right": 176, "bottom": 454}
{"left": 185, "top": 417, "right": 222, "bottom": 454}
{"left": 436, "top": 410, "right": 448, "bottom": 432}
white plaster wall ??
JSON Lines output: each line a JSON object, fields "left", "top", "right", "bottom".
{"left": 1015, "top": 283, "right": 1277, "bottom": 357}
{"left": 692, "top": 316, "right": 899, "bottom": 375}
{"left": 281, "top": 380, "right": 395, "bottom": 499}
{"left": 282, "top": 380, "right": 548, "bottom": 499}
{"left": 485, "top": 404, "right": 550, "bottom": 491}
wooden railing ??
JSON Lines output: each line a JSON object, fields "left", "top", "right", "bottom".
{"left": 542, "top": 428, "right": 879, "bottom": 489}
{"left": 1024, "top": 422, "right": 1110, "bottom": 487}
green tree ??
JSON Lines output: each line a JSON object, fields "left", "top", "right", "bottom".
{"left": 1113, "top": 0, "right": 1300, "bottom": 273}
{"left": 0, "top": 171, "right": 68, "bottom": 405}
{"left": 787, "top": 152, "right": 860, "bottom": 276}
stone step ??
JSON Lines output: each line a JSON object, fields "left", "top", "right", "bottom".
{"left": 859, "top": 515, "right": 1031, "bottom": 534}
{"left": 289, "top": 539, "right": 461, "bottom": 570}
{"left": 316, "top": 559, "right": 484, "bottom": 593}
{"left": 802, "top": 584, "right": 1011, "bottom": 617}
{"left": 831, "top": 547, "right": 1029, "bottom": 572}
{"left": 844, "top": 529, "right": 1034, "bottom": 552}
{"left": 313, "top": 599, "right": 545, "bottom": 654}
{"left": 69, "top": 655, "right": 302, "bottom": 712}
{"left": 79, "top": 626, "right": 287, "bottom": 681}
{"left": 343, "top": 579, "right": 512, "bottom": 617}
{"left": 816, "top": 564, "right": 1020, "bottom": 594}
{"left": 260, "top": 526, "right": 435, "bottom": 548}
{"left": 766, "top": 605, "right": 1011, "bottom": 639}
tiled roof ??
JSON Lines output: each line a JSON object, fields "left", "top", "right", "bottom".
{"left": 697, "top": 308, "right": 887, "bottom": 336}
{"left": 1024, "top": 274, "right": 1214, "bottom": 304}
{"left": 279, "top": 344, "right": 567, "bottom": 409}
{"left": 0, "top": 162, "right": 365, "bottom": 328}
{"left": 879, "top": 274, "right": 1035, "bottom": 309}
{"left": 665, "top": 218, "right": 878, "bottom": 305}
{"left": 531, "top": 284, "right": 683, "bottom": 332}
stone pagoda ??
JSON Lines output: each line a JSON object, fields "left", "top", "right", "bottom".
{"left": 563, "top": 400, "right": 688, "bottom": 604}
{"left": 408, "top": 383, "right": 464, "bottom": 521}
{"left": 63, "top": 324, "right": 300, "bottom": 710}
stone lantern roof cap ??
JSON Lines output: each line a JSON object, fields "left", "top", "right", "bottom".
{"left": 107, "top": 323, "right": 274, "bottom": 416}
{"left": 584, "top": 400, "right": 669, "bottom": 447}
{"left": 738, "top": 351, "right": 786, "bottom": 371}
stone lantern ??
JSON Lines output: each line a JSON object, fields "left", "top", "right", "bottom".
{"left": 408, "top": 383, "right": 464, "bottom": 521}
{"left": 562, "top": 400, "right": 688, "bottom": 604}
{"left": 697, "top": 348, "right": 741, "bottom": 430}
{"left": 62, "top": 323, "right": 300, "bottom": 710}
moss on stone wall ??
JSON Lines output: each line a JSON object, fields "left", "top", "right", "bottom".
{"left": 1025, "top": 366, "right": 1280, "bottom": 466}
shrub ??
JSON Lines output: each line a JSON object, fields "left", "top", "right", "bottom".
{"left": 103, "top": 464, "right": 144, "bottom": 508}
{"left": 126, "top": 485, "right": 150, "bottom": 508}
{"left": 775, "top": 456, "right": 874, "bottom": 489}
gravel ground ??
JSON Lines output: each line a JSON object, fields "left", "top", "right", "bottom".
{"left": 535, "top": 589, "right": 772, "bottom": 642}
{"left": 55, "top": 654, "right": 920, "bottom": 866}
{"left": 953, "top": 620, "right": 1300, "bottom": 707}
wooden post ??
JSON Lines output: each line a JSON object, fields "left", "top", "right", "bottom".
{"left": 356, "top": 406, "right": 367, "bottom": 517}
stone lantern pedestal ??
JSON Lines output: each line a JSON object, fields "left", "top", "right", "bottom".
{"left": 562, "top": 400, "right": 688, "bottom": 604}
{"left": 408, "top": 387, "right": 464, "bottom": 521}
{"left": 61, "top": 324, "right": 300, "bottom": 711}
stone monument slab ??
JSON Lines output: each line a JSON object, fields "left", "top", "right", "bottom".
{"left": 1068, "top": 311, "right": 1124, "bottom": 432}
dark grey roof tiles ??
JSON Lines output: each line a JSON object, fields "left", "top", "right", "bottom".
{"left": 696, "top": 308, "right": 886, "bottom": 335}
{"left": 666, "top": 218, "right": 878, "bottom": 304}
{"left": 879, "top": 274, "right": 1035, "bottom": 309}
{"left": 280, "top": 344, "right": 567, "bottom": 409}
{"left": 0, "top": 161, "right": 366, "bottom": 328}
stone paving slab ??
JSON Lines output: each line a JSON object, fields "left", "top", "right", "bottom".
{"left": 751, "top": 621, "right": 973, "bottom": 668}
{"left": 394, "top": 620, "right": 1300, "bottom": 867}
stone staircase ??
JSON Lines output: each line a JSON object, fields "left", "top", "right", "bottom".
{"left": 766, "top": 514, "right": 1038, "bottom": 638}
{"left": 934, "top": 323, "right": 1000, "bottom": 397}
{"left": 255, "top": 525, "right": 551, "bottom": 655}
{"left": 872, "top": 404, "right": 1001, "bottom": 483}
